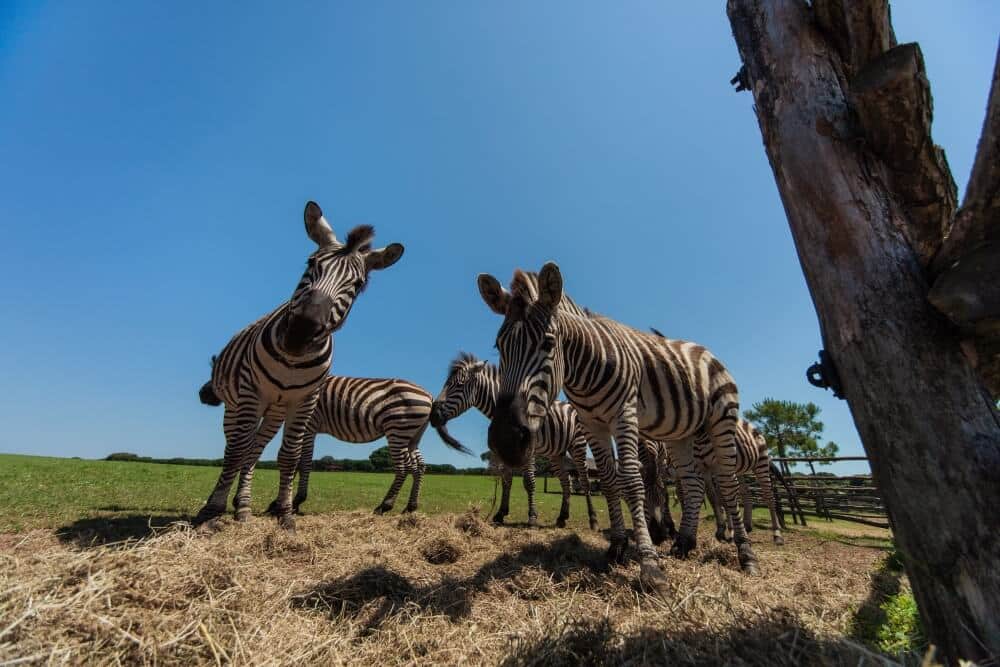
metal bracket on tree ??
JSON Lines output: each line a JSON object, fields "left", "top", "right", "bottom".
{"left": 806, "top": 350, "right": 845, "bottom": 399}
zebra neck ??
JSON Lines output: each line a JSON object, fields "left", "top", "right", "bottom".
{"left": 558, "top": 314, "right": 610, "bottom": 399}
{"left": 474, "top": 365, "right": 501, "bottom": 420}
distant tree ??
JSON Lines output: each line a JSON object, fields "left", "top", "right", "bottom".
{"left": 314, "top": 455, "right": 338, "bottom": 472}
{"left": 744, "top": 399, "right": 839, "bottom": 466}
{"left": 368, "top": 446, "right": 392, "bottom": 472}
{"left": 105, "top": 452, "right": 139, "bottom": 461}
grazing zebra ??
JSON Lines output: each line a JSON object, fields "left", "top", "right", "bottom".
{"left": 429, "top": 352, "right": 599, "bottom": 530}
{"left": 200, "top": 374, "right": 472, "bottom": 517}
{"left": 194, "top": 201, "right": 403, "bottom": 531}
{"left": 695, "top": 418, "right": 785, "bottom": 545}
{"left": 478, "top": 263, "right": 758, "bottom": 595}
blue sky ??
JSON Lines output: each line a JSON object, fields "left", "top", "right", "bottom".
{"left": 1, "top": 3, "right": 996, "bottom": 475}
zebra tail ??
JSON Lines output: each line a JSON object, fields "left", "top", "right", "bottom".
{"left": 433, "top": 423, "right": 473, "bottom": 456}
{"left": 199, "top": 380, "right": 222, "bottom": 406}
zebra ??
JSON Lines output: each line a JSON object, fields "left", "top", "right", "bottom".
{"left": 478, "top": 263, "right": 759, "bottom": 596}
{"left": 639, "top": 421, "right": 789, "bottom": 547}
{"left": 429, "top": 352, "right": 599, "bottom": 530}
{"left": 194, "top": 200, "right": 403, "bottom": 531}
{"left": 199, "top": 374, "right": 473, "bottom": 518}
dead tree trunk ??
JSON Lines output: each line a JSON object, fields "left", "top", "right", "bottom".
{"left": 727, "top": 1, "right": 1000, "bottom": 663}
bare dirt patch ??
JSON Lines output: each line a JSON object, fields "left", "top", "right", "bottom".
{"left": 0, "top": 511, "right": 891, "bottom": 665}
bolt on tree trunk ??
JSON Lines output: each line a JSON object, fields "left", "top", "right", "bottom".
{"left": 726, "top": 1, "right": 1000, "bottom": 663}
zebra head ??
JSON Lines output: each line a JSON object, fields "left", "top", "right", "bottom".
{"left": 281, "top": 201, "right": 404, "bottom": 356}
{"left": 477, "top": 262, "right": 565, "bottom": 468}
{"left": 430, "top": 352, "right": 490, "bottom": 427}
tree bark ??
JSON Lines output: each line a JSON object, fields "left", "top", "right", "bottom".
{"left": 727, "top": 1, "right": 1000, "bottom": 663}
{"left": 929, "top": 42, "right": 1000, "bottom": 398}
{"left": 850, "top": 42, "right": 957, "bottom": 267}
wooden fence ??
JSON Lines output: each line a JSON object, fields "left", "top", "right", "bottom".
{"left": 543, "top": 454, "right": 890, "bottom": 530}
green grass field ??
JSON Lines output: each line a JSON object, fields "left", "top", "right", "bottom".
{"left": 0, "top": 453, "right": 892, "bottom": 549}
{"left": 0, "top": 454, "right": 608, "bottom": 533}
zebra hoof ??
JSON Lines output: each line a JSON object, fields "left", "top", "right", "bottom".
{"left": 589, "top": 518, "right": 600, "bottom": 532}
{"left": 373, "top": 503, "right": 392, "bottom": 516}
{"left": 606, "top": 536, "right": 628, "bottom": 565}
{"left": 492, "top": 513, "right": 506, "bottom": 526}
{"left": 639, "top": 560, "right": 670, "bottom": 599}
{"left": 265, "top": 500, "right": 281, "bottom": 516}
{"left": 527, "top": 516, "right": 539, "bottom": 528}
{"left": 648, "top": 519, "right": 668, "bottom": 546}
{"left": 555, "top": 517, "right": 567, "bottom": 529}
{"left": 714, "top": 529, "right": 729, "bottom": 543}
{"left": 670, "top": 533, "right": 696, "bottom": 559}
{"left": 773, "top": 534, "right": 785, "bottom": 546}
{"left": 234, "top": 507, "right": 252, "bottom": 522}
{"left": 403, "top": 504, "right": 418, "bottom": 514}
{"left": 192, "top": 505, "right": 224, "bottom": 528}
{"left": 278, "top": 514, "right": 296, "bottom": 533}
{"left": 738, "top": 543, "right": 758, "bottom": 574}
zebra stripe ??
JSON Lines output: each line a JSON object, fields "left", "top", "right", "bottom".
{"left": 219, "top": 375, "right": 472, "bottom": 517}
{"left": 694, "top": 419, "right": 784, "bottom": 545}
{"left": 194, "top": 201, "right": 403, "bottom": 531}
{"left": 478, "top": 263, "right": 759, "bottom": 586}
{"left": 430, "top": 352, "right": 599, "bottom": 530}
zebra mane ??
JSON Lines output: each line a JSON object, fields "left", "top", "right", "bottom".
{"left": 514, "top": 271, "right": 590, "bottom": 319}
{"left": 448, "top": 351, "right": 481, "bottom": 377}
{"left": 342, "top": 224, "right": 376, "bottom": 254}
{"left": 649, "top": 327, "right": 666, "bottom": 338}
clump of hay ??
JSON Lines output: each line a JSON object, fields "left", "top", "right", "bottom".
{"left": 454, "top": 505, "right": 488, "bottom": 537}
{"left": 0, "top": 511, "right": 897, "bottom": 665}
{"left": 420, "top": 536, "right": 463, "bottom": 565}
{"left": 396, "top": 513, "right": 423, "bottom": 530}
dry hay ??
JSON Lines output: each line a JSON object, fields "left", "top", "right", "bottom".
{"left": 0, "top": 510, "right": 896, "bottom": 665}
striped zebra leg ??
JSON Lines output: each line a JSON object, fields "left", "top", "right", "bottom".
{"left": 551, "top": 459, "right": 573, "bottom": 528}
{"left": 522, "top": 457, "right": 539, "bottom": 527}
{"left": 403, "top": 449, "right": 426, "bottom": 513}
{"left": 741, "top": 480, "right": 754, "bottom": 534}
{"left": 584, "top": 423, "right": 628, "bottom": 564}
{"left": 569, "top": 439, "right": 600, "bottom": 531}
{"left": 265, "top": 428, "right": 316, "bottom": 516}
{"left": 667, "top": 437, "right": 706, "bottom": 557}
{"left": 704, "top": 472, "right": 731, "bottom": 543}
{"left": 194, "top": 393, "right": 262, "bottom": 526}
{"left": 375, "top": 434, "right": 413, "bottom": 514}
{"left": 232, "top": 408, "right": 283, "bottom": 521}
{"left": 640, "top": 441, "right": 669, "bottom": 546}
{"left": 493, "top": 465, "right": 514, "bottom": 525}
{"left": 755, "top": 458, "right": 784, "bottom": 545}
{"left": 706, "top": 420, "right": 759, "bottom": 573}
{"left": 292, "top": 429, "right": 317, "bottom": 514}
{"left": 272, "top": 393, "right": 320, "bottom": 532}
{"left": 611, "top": 409, "right": 657, "bottom": 564}
{"left": 613, "top": 406, "right": 669, "bottom": 593}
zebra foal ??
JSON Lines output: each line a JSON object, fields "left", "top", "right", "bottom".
{"left": 195, "top": 201, "right": 403, "bottom": 530}
{"left": 429, "top": 352, "right": 599, "bottom": 530}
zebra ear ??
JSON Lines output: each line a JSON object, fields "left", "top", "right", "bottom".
{"left": 365, "top": 243, "right": 405, "bottom": 271}
{"left": 473, "top": 360, "right": 488, "bottom": 373}
{"left": 478, "top": 273, "right": 511, "bottom": 315}
{"left": 537, "top": 262, "right": 563, "bottom": 310}
{"left": 304, "top": 201, "right": 338, "bottom": 247}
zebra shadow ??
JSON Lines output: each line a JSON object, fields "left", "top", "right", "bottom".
{"left": 56, "top": 513, "right": 189, "bottom": 549}
{"left": 291, "top": 533, "right": 612, "bottom": 635}
{"left": 499, "top": 607, "right": 877, "bottom": 665}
